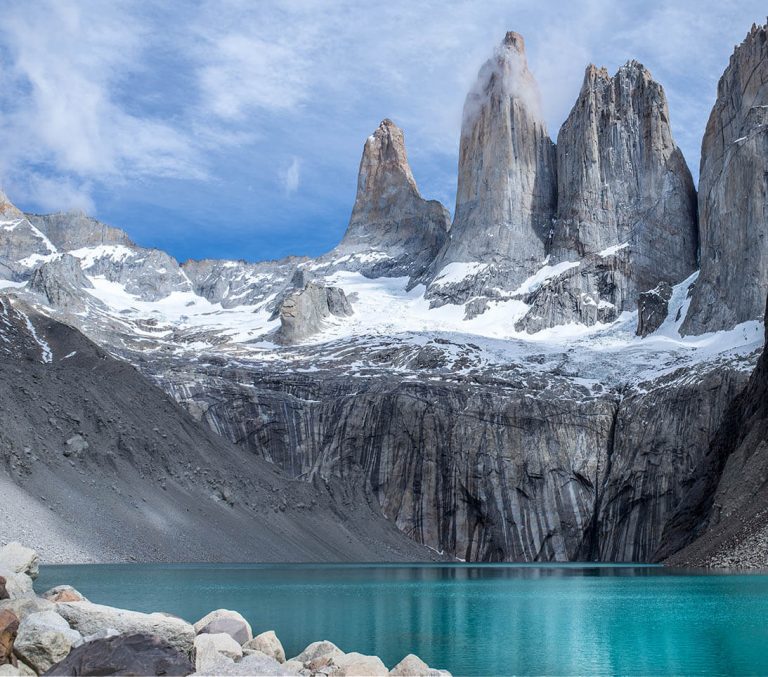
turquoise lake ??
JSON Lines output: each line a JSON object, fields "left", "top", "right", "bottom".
{"left": 37, "top": 564, "right": 768, "bottom": 676}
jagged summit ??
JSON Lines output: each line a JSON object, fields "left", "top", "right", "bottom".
{"left": 327, "top": 118, "right": 450, "bottom": 279}
{"left": 428, "top": 30, "right": 557, "bottom": 304}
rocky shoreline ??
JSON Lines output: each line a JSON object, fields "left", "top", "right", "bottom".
{"left": 0, "top": 543, "right": 450, "bottom": 676}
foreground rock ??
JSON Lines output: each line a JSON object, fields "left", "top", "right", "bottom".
{"left": 391, "top": 654, "right": 450, "bottom": 676}
{"left": 0, "top": 610, "right": 18, "bottom": 666}
{"left": 45, "top": 633, "right": 193, "bottom": 676}
{"left": 0, "top": 545, "right": 39, "bottom": 581}
{"left": 243, "top": 630, "right": 285, "bottom": 663}
{"left": 193, "top": 609, "right": 252, "bottom": 645}
{"left": 56, "top": 601, "right": 194, "bottom": 654}
{"left": 13, "top": 611, "right": 80, "bottom": 673}
{"left": 40, "top": 587, "right": 86, "bottom": 605}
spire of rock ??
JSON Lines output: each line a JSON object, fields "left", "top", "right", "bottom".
{"left": 551, "top": 59, "right": 697, "bottom": 292}
{"left": 428, "top": 30, "right": 557, "bottom": 303}
{"left": 331, "top": 119, "right": 450, "bottom": 279}
{"left": 682, "top": 20, "right": 768, "bottom": 334}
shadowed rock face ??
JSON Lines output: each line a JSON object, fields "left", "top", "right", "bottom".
{"left": 429, "top": 31, "right": 557, "bottom": 303}
{"left": 330, "top": 119, "right": 450, "bottom": 279}
{"left": 515, "top": 61, "right": 697, "bottom": 332}
{"left": 682, "top": 21, "right": 768, "bottom": 335}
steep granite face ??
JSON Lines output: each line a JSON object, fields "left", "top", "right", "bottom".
{"left": 26, "top": 211, "right": 134, "bottom": 251}
{"left": 329, "top": 119, "right": 450, "bottom": 280}
{"left": 515, "top": 62, "right": 697, "bottom": 332}
{"left": 682, "top": 22, "right": 768, "bottom": 335}
{"left": 428, "top": 32, "right": 557, "bottom": 303}
{"left": 276, "top": 282, "right": 353, "bottom": 345}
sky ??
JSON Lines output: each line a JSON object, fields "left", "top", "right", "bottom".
{"left": 0, "top": 1, "right": 765, "bottom": 264}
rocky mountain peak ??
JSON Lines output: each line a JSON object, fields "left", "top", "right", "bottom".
{"left": 428, "top": 31, "right": 557, "bottom": 303}
{"left": 503, "top": 30, "right": 525, "bottom": 52}
{"left": 0, "top": 190, "right": 23, "bottom": 219}
{"left": 681, "top": 19, "right": 768, "bottom": 334}
{"left": 328, "top": 119, "right": 450, "bottom": 280}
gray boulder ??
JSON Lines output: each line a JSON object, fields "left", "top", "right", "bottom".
{"left": 682, "top": 21, "right": 768, "bottom": 334}
{"left": 390, "top": 654, "right": 451, "bottom": 676}
{"left": 243, "top": 630, "right": 285, "bottom": 663}
{"left": 637, "top": 282, "right": 673, "bottom": 337}
{"left": 56, "top": 601, "right": 194, "bottom": 654}
{"left": 291, "top": 639, "right": 344, "bottom": 666}
{"left": 196, "top": 651, "right": 291, "bottom": 676}
{"left": 13, "top": 610, "right": 81, "bottom": 673}
{"left": 0, "top": 597, "right": 54, "bottom": 621}
{"left": 45, "top": 633, "right": 193, "bottom": 676}
{"left": 193, "top": 609, "right": 252, "bottom": 645}
{"left": 276, "top": 282, "right": 353, "bottom": 345}
{"left": 330, "top": 652, "right": 388, "bottom": 676}
{"left": 0, "top": 544, "right": 39, "bottom": 581}
{"left": 429, "top": 31, "right": 557, "bottom": 304}
{"left": 193, "top": 632, "right": 243, "bottom": 671}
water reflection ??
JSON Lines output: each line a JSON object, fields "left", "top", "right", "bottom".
{"left": 37, "top": 564, "right": 768, "bottom": 676}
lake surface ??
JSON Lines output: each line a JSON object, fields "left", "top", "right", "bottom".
{"left": 37, "top": 563, "right": 768, "bottom": 676}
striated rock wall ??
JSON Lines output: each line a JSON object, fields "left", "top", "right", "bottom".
{"left": 275, "top": 282, "right": 353, "bottom": 345}
{"left": 161, "top": 357, "right": 749, "bottom": 562}
{"left": 682, "top": 21, "right": 768, "bottom": 335}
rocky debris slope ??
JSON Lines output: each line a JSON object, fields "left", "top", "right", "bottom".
{"left": 515, "top": 61, "right": 697, "bottom": 332}
{"left": 0, "top": 296, "right": 439, "bottom": 564}
{"left": 327, "top": 119, "right": 450, "bottom": 280}
{"left": 428, "top": 32, "right": 557, "bottom": 304}
{"left": 0, "top": 549, "right": 451, "bottom": 676}
{"left": 682, "top": 21, "right": 768, "bottom": 335}
{"left": 661, "top": 296, "right": 768, "bottom": 568}
{"left": 276, "top": 282, "right": 353, "bottom": 345}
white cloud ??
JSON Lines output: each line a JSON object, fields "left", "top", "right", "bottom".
{"left": 279, "top": 157, "right": 301, "bottom": 196}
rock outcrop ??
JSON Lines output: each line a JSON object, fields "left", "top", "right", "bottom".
{"left": 25, "top": 211, "right": 133, "bottom": 251}
{"left": 276, "top": 282, "right": 353, "bottom": 345}
{"left": 682, "top": 21, "right": 768, "bottom": 334}
{"left": 428, "top": 31, "right": 557, "bottom": 303}
{"left": 636, "top": 281, "right": 673, "bottom": 337}
{"left": 328, "top": 119, "right": 450, "bottom": 280}
{"left": 516, "top": 61, "right": 697, "bottom": 331}
{"left": 27, "top": 254, "right": 95, "bottom": 311}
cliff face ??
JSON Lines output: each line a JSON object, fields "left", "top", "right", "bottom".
{"left": 330, "top": 119, "right": 450, "bottom": 280}
{"left": 157, "top": 352, "right": 750, "bottom": 563}
{"left": 428, "top": 32, "right": 557, "bottom": 304}
{"left": 515, "top": 61, "right": 697, "bottom": 332}
{"left": 682, "top": 21, "right": 768, "bottom": 335}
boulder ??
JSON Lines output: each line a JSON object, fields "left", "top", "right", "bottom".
{"left": 390, "top": 654, "right": 451, "bottom": 676}
{"left": 0, "top": 579, "right": 7, "bottom": 602}
{"left": 282, "top": 659, "right": 304, "bottom": 673}
{"left": 0, "top": 610, "right": 19, "bottom": 666}
{"left": 330, "top": 651, "right": 388, "bottom": 676}
{"left": 636, "top": 282, "right": 673, "bottom": 337}
{"left": 195, "top": 651, "right": 290, "bottom": 676}
{"left": 193, "top": 609, "right": 252, "bottom": 644}
{"left": 56, "top": 601, "right": 194, "bottom": 654}
{"left": 44, "top": 633, "right": 193, "bottom": 676}
{"left": 0, "top": 597, "right": 54, "bottom": 622}
{"left": 243, "top": 630, "right": 285, "bottom": 663}
{"left": 13, "top": 610, "right": 81, "bottom": 673}
{"left": 193, "top": 632, "right": 243, "bottom": 665}
{"left": 0, "top": 573, "right": 32, "bottom": 602}
{"left": 0, "top": 662, "right": 35, "bottom": 676}
{"left": 291, "top": 639, "right": 344, "bottom": 666}
{"left": 41, "top": 585, "right": 88, "bottom": 604}
{"left": 0, "top": 545, "right": 39, "bottom": 581}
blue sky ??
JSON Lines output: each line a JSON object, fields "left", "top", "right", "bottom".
{"left": 0, "top": 1, "right": 765, "bottom": 263}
